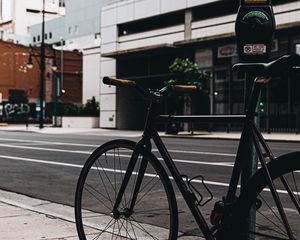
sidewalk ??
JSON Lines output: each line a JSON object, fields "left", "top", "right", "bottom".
{"left": 1, "top": 124, "right": 300, "bottom": 142}
{"left": 0, "top": 190, "right": 202, "bottom": 240}
{"left": 0, "top": 189, "right": 79, "bottom": 239}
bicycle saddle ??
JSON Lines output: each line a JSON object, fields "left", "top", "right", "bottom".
{"left": 233, "top": 54, "right": 300, "bottom": 77}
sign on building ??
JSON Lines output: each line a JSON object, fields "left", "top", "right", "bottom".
{"left": 217, "top": 44, "right": 237, "bottom": 58}
{"left": 195, "top": 49, "right": 213, "bottom": 68}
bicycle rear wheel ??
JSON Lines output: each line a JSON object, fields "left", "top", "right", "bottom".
{"left": 233, "top": 151, "right": 300, "bottom": 239}
{"left": 75, "top": 139, "right": 178, "bottom": 240}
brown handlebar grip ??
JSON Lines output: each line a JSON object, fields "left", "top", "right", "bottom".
{"left": 103, "top": 77, "right": 136, "bottom": 87}
{"left": 171, "top": 85, "right": 198, "bottom": 92}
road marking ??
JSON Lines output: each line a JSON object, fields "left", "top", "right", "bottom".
{"left": 0, "top": 154, "right": 83, "bottom": 168}
{"left": 0, "top": 154, "right": 297, "bottom": 195}
{"left": 0, "top": 143, "right": 92, "bottom": 154}
{"left": 0, "top": 138, "right": 235, "bottom": 157}
{"left": 0, "top": 143, "right": 234, "bottom": 167}
{"left": 0, "top": 138, "right": 99, "bottom": 147}
{"left": 153, "top": 149, "right": 235, "bottom": 157}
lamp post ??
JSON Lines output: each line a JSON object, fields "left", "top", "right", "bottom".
{"left": 27, "top": 0, "right": 57, "bottom": 129}
{"left": 39, "top": 0, "right": 46, "bottom": 129}
{"left": 53, "top": 36, "right": 64, "bottom": 127}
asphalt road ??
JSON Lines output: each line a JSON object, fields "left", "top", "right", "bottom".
{"left": 0, "top": 130, "right": 299, "bottom": 237}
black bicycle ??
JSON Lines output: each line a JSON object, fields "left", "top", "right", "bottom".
{"left": 75, "top": 54, "right": 300, "bottom": 240}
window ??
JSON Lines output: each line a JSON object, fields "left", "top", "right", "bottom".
{"left": 33, "top": 36, "right": 36, "bottom": 42}
{"left": 37, "top": 35, "right": 40, "bottom": 41}
{"left": 59, "top": 0, "right": 65, "bottom": 7}
{"left": 45, "top": 33, "right": 48, "bottom": 40}
{"left": 118, "top": 11, "right": 184, "bottom": 36}
{"left": 68, "top": 26, "right": 72, "bottom": 34}
{"left": 49, "top": 32, "right": 52, "bottom": 39}
{"left": 74, "top": 25, "right": 79, "bottom": 34}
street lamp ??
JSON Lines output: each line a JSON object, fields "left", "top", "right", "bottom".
{"left": 26, "top": 0, "right": 57, "bottom": 129}
{"left": 52, "top": 36, "right": 65, "bottom": 127}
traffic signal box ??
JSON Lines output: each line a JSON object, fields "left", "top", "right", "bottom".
{"left": 236, "top": 0, "right": 275, "bottom": 62}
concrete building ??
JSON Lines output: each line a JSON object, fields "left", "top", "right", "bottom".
{"left": 0, "top": 0, "right": 65, "bottom": 45}
{"left": 100, "top": 0, "right": 300, "bottom": 132}
{"left": 29, "top": 0, "right": 115, "bottom": 104}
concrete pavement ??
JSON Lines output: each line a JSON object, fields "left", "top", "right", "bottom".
{"left": 0, "top": 124, "right": 299, "bottom": 239}
{"left": 0, "top": 189, "right": 79, "bottom": 240}
{"left": 1, "top": 123, "right": 300, "bottom": 142}
{"left": 0, "top": 189, "right": 204, "bottom": 239}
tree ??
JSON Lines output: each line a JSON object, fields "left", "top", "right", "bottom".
{"left": 167, "top": 58, "right": 209, "bottom": 90}
{"left": 165, "top": 58, "right": 210, "bottom": 133}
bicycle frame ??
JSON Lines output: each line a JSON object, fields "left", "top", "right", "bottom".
{"left": 112, "top": 78, "right": 298, "bottom": 239}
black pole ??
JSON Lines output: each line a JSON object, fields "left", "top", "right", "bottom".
{"left": 53, "top": 75, "right": 58, "bottom": 127}
{"left": 241, "top": 74, "right": 258, "bottom": 240}
{"left": 39, "top": 0, "right": 45, "bottom": 129}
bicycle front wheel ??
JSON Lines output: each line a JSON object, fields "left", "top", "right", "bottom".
{"left": 233, "top": 151, "right": 300, "bottom": 239}
{"left": 75, "top": 139, "right": 178, "bottom": 240}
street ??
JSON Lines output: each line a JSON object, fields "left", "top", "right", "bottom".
{"left": 0, "top": 130, "right": 299, "bottom": 237}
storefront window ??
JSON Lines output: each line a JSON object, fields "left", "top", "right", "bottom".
{"left": 214, "top": 68, "right": 230, "bottom": 114}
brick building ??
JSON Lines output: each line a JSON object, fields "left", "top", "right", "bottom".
{"left": 0, "top": 40, "right": 82, "bottom": 122}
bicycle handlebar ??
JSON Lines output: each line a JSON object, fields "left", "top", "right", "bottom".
{"left": 103, "top": 76, "right": 136, "bottom": 87}
{"left": 171, "top": 85, "right": 198, "bottom": 93}
{"left": 103, "top": 76, "right": 198, "bottom": 99}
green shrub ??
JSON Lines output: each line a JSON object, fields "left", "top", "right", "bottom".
{"left": 63, "top": 97, "right": 100, "bottom": 116}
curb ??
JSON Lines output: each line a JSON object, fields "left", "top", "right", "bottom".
{"left": 161, "top": 133, "right": 300, "bottom": 143}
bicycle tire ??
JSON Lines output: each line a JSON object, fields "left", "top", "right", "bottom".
{"left": 232, "top": 151, "right": 300, "bottom": 239}
{"left": 75, "top": 139, "right": 178, "bottom": 240}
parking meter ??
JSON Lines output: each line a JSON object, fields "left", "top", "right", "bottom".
{"left": 236, "top": 0, "right": 275, "bottom": 62}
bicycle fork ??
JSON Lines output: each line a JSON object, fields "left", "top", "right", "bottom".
{"left": 111, "top": 141, "right": 149, "bottom": 220}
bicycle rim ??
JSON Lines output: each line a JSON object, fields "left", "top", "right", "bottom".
{"left": 234, "top": 152, "right": 300, "bottom": 239}
{"left": 75, "top": 140, "right": 178, "bottom": 240}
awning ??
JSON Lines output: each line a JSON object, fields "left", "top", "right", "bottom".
{"left": 174, "top": 32, "right": 235, "bottom": 47}
{"left": 101, "top": 43, "right": 176, "bottom": 58}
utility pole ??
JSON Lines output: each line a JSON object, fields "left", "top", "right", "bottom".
{"left": 39, "top": 0, "right": 46, "bottom": 129}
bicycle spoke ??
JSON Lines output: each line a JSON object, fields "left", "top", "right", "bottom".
{"left": 97, "top": 154, "right": 114, "bottom": 207}
{"left": 76, "top": 142, "right": 176, "bottom": 240}
{"left": 84, "top": 183, "right": 112, "bottom": 211}
{"left": 117, "top": 148, "right": 128, "bottom": 207}
{"left": 91, "top": 218, "right": 115, "bottom": 240}
{"left": 129, "top": 155, "right": 143, "bottom": 209}
{"left": 259, "top": 194, "right": 286, "bottom": 232}
{"left": 135, "top": 175, "right": 161, "bottom": 205}
{"left": 130, "top": 217, "right": 160, "bottom": 240}
{"left": 291, "top": 171, "right": 300, "bottom": 203}
{"left": 134, "top": 208, "right": 171, "bottom": 214}
{"left": 128, "top": 219, "right": 137, "bottom": 240}
{"left": 256, "top": 210, "right": 287, "bottom": 237}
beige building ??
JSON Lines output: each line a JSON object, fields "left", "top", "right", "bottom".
{"left": 100, "top": 0, "right": 300, "bottom": 132}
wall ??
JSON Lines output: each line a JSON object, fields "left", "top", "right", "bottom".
{"left": 82, "top": 47, "right": 100, "bottom": 103}
{"left": 29, "top": 0, "right": 114, "bottom": 105}
{"left": 99, "top": 0, "right": 300, "bottom": 129}
{"left": 0, "top": 41, "right": 39, "bottom": 102}
{"left": 0, "top": 0, "right": 64, "bottom": 45}
{"left": 55, "top": 50, "right": 83, "bottom": 104}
